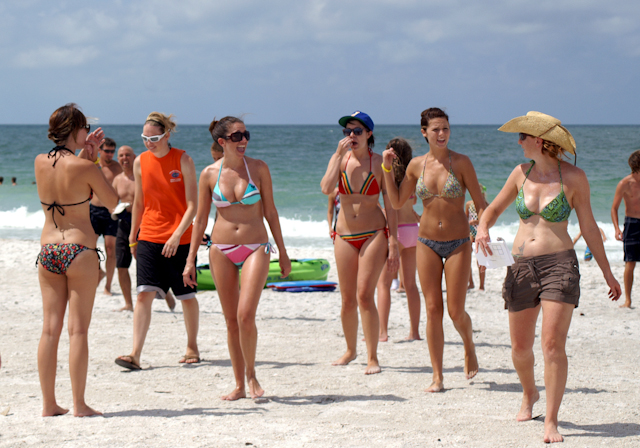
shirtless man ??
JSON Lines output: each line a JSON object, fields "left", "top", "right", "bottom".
{"left": 612, "top": 150, "right": 640, "bottom": 308}
{"left": 112, "top": 146, "right": 137, "bottom": 311}
{"left": 90, "top": 137, "right": 122, "bottom": 295}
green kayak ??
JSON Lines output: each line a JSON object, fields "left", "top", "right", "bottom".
{"left": 196, "top": 258, "right": 330, "bottom": 291}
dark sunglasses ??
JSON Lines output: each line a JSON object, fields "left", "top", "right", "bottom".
{"left": 102, "top": 149, "right": 115, "bottom": 154}
{"left": 223, "top": 131, "right": 250, "bottom": 142}
{"left": 519, "top": 133, "right": 532, "bottom": 141}
{"left": 343, "top": 128, "right": 364, "bottom": 137}
{"left": 83, "top": 124, "right": 91, "bottom": 132}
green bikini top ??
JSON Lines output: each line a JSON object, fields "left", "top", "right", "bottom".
{"left": 515, "top": 160, "right": 572, "bottom": 223}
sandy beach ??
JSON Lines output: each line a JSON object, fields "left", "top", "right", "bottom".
{"left": 1, "top": 238, "right": 639, "bottom": 447}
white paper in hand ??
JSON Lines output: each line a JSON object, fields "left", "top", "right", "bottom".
{"left": 475, "top": 239, "right": 515, "bottom": 269}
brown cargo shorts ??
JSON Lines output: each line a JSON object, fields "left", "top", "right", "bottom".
{"left": 502, "top": 249, "right": 580, "bottom": 312}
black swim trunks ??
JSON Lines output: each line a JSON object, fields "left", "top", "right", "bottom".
{"left": 90, "top": 204, "right": 118, "bottom": 237}
{"left": 115, "top": 211, "right": 132, "bottom": 269}
{"left": 623, "top": 217, "right": 640, "bottom": 262}
{"left": 136, "top": 240, "right": 196, "bottom": 300}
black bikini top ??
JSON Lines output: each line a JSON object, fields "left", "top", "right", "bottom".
{"left": 41, "top": 145, "right": 92, "bottom": 228}
{"left": 48, "top": 145, "right": 73, "bottom": 167}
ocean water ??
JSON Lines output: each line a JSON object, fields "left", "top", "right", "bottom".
{"left": 1, "top": 124, "right": 638, "bottom": 261}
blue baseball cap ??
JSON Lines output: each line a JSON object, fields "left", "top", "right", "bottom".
{"left": 338, "top": 111, "right": 374, "bottom": 131}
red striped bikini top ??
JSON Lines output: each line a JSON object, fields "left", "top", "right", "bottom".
{"left": 338, "top": 150, "right": 381, "bottom": 196}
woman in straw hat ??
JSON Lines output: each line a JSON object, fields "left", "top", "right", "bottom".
{"left": 382, "top": 108, "right": 486, "bottom": 392}
{"left": 475, "top": 111, "right": 621, "bottom": 443}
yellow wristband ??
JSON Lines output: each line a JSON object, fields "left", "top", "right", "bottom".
{"left": 129, "top": 242, "right": 138, "bottom": 247}
{"left": 381, "top": 163, "right": 392, "bottom": 173}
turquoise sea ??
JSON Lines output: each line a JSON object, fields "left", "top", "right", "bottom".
{"left": 1, "top": 124, "right": 638, "bottom": 260}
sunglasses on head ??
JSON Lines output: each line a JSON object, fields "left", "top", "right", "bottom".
{"left": 141, "top": 132, "right": 166, "bottom": 143}
{"left": 223, "top": 131, "right": 250, "bottom": 142}
{"left": 343, "top": 128, "right": 364, "bottom": 137}
{"left": 519, "top": 133, "right": 533, "bottom": 141}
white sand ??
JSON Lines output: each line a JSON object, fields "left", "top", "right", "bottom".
{"left": 1, "top": 238, "right": 639, "bottom": 447}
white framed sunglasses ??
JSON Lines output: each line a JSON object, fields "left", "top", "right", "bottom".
{"left": 141, "top": 132, "right": 166, "bottom": 143}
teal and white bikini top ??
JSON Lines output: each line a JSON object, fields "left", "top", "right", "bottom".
{"left": 515, "top": 160, "right": 572, "bottom": 222}
{"left": 212, "top": 158, "right": 261, "bottom": 208}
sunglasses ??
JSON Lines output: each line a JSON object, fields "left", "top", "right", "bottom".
{"left": 102, "top": 149, "right": 115, "bottom": 154}
{"left": 141, "top": 132, "right": 166, "bottom": 143}
{"left": 223, "top": 131, "right": 251, "bottom": 142}
{"left": 83, "top": 124, "right": 91, "bottom": 131}
{"left": 519, "top": 133, "right": 533, "bottom": 141}
{"left": 343, "top": 128, "right": 364, "bottom": 137}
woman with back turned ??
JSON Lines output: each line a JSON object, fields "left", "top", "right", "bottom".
{"left": 476, "top": 111, "right": 621, "bottom": 443}
{"left": 36, "top": 103, "right": 118, "bottom": 416}
{"left": 382, "top": 108, "right": 486, "bottom": 392}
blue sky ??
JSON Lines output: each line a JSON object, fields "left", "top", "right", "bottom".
{"left": 1, "top": 1, "right": 639, "bottom": 125}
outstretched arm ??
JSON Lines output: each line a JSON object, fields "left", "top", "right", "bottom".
{"left": 259, "top": 161, "right": 291, "bottom": 278}
{"left": 381, "top": 148, "right": 419, "bottom": 209}
{"left": 475, "top": 166, "right": 521, "bottom": 256}
{"left": 611, "top": 179, "right": 626, "bottom": 241}
{"left": 320, "top": 138, "right": 350, "bottom": 194}
{"left": 162, "top": 153, "right": 198, "bottom": 258}
{"left": 184, "top": 166, "right": 215, "bottom": 288}
{"left": 574, "top": 170, "right": 621, "bottom": 301}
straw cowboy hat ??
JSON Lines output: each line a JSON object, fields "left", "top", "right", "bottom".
{"left": 499, "top": 111, "right": 576, "bottom": 155}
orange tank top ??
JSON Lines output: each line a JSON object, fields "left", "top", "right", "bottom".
{"left": 138, "top": 147, "right": 193, "bottom": 245}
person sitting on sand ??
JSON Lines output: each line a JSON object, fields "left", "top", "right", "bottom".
{"left": 466, "top": 184, "right": 488, "bottom": 290}
{"left": 36, "top": 103, "right": 118, "bottom": 417}
{"left": 476, "top": 111, "right": 621, "bottom": 443}
{"left": 383, "top": 108, "right": 485, "bottom": 392}
{"left": 376, "top": 138, "right": 421, "bottom": 342}
{"left": 183, "top": 116, "right": 290, "bottom": 400}
{"left": 612, "top": 149, "right": 640, "bottom": 309}
{"left": 115, "top": 112, "right": 200, "bottom": 371}
{"left": 320, "top": 111, "right": 399, "bottom": 375}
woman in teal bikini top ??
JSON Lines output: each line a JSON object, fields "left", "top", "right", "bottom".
{"left": 515, "top": 160, "right": 572, "bottom": 222}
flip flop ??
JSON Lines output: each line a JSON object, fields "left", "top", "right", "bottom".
{"left": 179, "top": 355, "right": 201, "bottom": 364}
{"left": 115, "top": 355, "right": 141, "bottom": 370}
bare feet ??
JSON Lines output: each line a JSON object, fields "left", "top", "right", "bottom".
{"left": 179, "top": 354, "right": 201, "bottom": 364}
{"left": 619, "top": 300, "right": 632, "bottom": 308}
{"left": 74, "top": 404, "right": 103, "bottom": 417}
{"left": 404, "top": 333, "right": 422, "bottom": 341}
{"left": 516, "top": 389, "right": 540, "bottom": 421}
{"left": 543, "top": 421, "right": 564, "bottom": 443}
{"left": 332, "top": 350, "right": 357, "bottom": 366}
{"left": 465, "top": 345, "right": 479, "bottom": 379}
{"left": 221, "top": 386, "right": 246, "bottom": 401}
{"left": 117, "top": 305, "right": 133, "bottom": 312}
{"left": 468, "top": 282, "right": 474, "bottom": 290}
{"left": 248, "top": 377, "right": 265, "bottom": 399}
{"left": 42, "top": 404, "right": 69, "bottom": 417}
{"left": 425, "top": 381, "right": 444, "bottom": 393}
{"left": 364, "top": 360, "right": 381, "bottom": 375}
{"left": 103, "top": 288, "right": 113, "bottom": 296}
{"left": 379, "top": 333, "right": 389, "bottom": 342}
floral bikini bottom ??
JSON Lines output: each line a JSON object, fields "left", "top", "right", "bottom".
{"left": 37, "top": 243, "right": 102, "bottom": 275}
